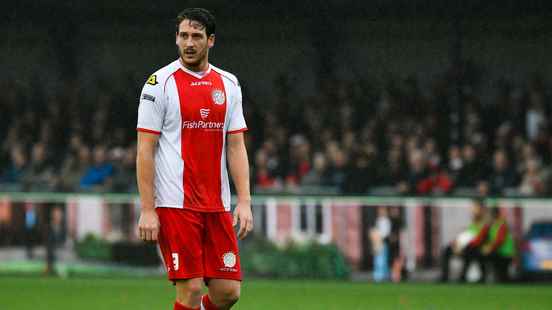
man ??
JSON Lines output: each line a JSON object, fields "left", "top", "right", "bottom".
{"left": 371, "top": 207, "right": 391, "bottom": 282}
{"left": 136, "top": 8, "right": 252, "bottom": 310}
{"left": 488, "top": 150, "right": 518, "bottom": 194}
{"left": 439, "top": 199, "right": 489, "bottom": 282}
{"left": 481, "top": 207, "right": 515, "bottom": 282}
{"left": 23, "top": 204, "right": 38, "bottom": 259}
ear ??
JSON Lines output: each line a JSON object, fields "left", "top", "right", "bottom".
{"left": 175, "top": 32, "right": 179, "bottom": 45}
{"left": 208, "top": 34, "right": 215, "bottom": 48}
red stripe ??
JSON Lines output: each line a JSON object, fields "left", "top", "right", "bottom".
{"left": 173, "top": 69, "right": 225, "bottom": 211}
{"left": 227, "top": 127, "right": 248, "bottom": 134}
{"left": 137, "top": 128, "right": 161, "bottom": 135}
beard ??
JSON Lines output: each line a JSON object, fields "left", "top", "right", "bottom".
{"left": 177, "top": 46, "right": 208, "bottom": 68}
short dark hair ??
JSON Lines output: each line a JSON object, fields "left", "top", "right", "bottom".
{"left": 175, "top": 8, "right": 216, "bottom": 37}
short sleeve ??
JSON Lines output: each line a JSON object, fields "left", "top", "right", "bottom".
{"left": 137, "top": 74, "right": 165, "bottom": 135}
{"left": 227, "top": 84, "right": 247, "bottom": 134}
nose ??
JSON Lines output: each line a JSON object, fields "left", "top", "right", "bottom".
{"left": 185, "top": 37, "right": 194, "bottom": 47}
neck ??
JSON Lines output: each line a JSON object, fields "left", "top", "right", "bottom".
{"left": 180, "top": 57, "right": 209, "bottom": 73}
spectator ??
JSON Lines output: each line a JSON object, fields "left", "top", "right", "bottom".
{"left": 67, "top": 134, "right": 85, "bottom": 160}
{"left": 1, "top": 145, "right": 27, "bottom": 185}
{"left": 79, "top": 145, "right": 114, "bottom": 191}
{"left": 60, "top": 145, "right": 91, "bottom": 192}
{"left": 388, "top": 207, "right": 406, "bottom": 282}
{"left": 400, "top": 150, "right": 431, "bottom": 195}
{"left": 326, "top": 149, "right": 348, "bottom": 188}
{"left": 343, "top": 145, "right": 379, "bottom": 193}
{"left": 23, "top": 204, "right": 38, "bottom": 259}
{"left": 519, "top": 158, "right": 545, "bottom": 196}
{"left": 285, "top": 135, "right": 311, "bottom": 186}
{"left": 261, "top": 139, "right": 284, "bottom": 180}
{"left": 457, "top": 144, "right": 483, "bottom": 187}
{"left": 371, "top": 207, "right": 391, "bottom": 282}
{"left": 301, "top": 152, "right": 331, "bottom": 187}
{"left": 381, "top": 147, "right": 405, "bottom": 186}
{"left": 424, "top": 139, "right": 441, "bottom": 169}
{"left": 111, "top": 145, "right": 138, "bottom": 193}
{"left": 488, "top": 149, "right": 518, "bottom": 194}
{"left": 427, "top": 167, "right": 454, "bottom": 194}
{"left": 46, "top": 206, "right": 66, "bottom": 274}
{"left": 254, "top": 149, "right": 281, "bottom": 190}
{"left": 22, "top": 143, "right": 57, "bottom": 192}
{"left": 448, "top": 145, "right": 463, "bottom": 182}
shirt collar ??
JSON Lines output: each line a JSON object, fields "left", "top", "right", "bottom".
{"left": 178, "top": 59, "right": 211, "bottom": 79}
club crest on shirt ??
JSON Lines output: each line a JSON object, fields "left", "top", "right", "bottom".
{"left": 222, "top": 252, "right": 236, "bottom": 268}
{"left": 211, "top": 89, "right": 225, "bottom": 105}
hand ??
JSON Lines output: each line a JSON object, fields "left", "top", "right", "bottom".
{"left": 138, "top": 209, "right": 160, "bottom": 242}
{"left": 233, "top": 201, "right": 253, "bottom": 240}
{"left": 482, "top": 244, "right": 492, "bottom": 256}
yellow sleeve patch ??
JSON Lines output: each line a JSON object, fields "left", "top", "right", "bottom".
{"left": 146, "top": 75, "right": 158, "bottom": 85}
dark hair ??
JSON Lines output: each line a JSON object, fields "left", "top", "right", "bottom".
{"left": 175, "top": 8, "right": 216, "bottom": 37}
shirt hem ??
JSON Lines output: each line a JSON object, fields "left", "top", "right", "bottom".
{"left": 227, "top": 127, "right": 248, "bottom": 134}
{"left": 156, "top": 204, "right": 230, "bottom": 213}
{"left": 137, "top": 127, "right": 161, "bottom": 135}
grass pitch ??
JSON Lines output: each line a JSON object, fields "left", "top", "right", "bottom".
{"left": 1, "top": 276, "right": 551, "bottom": 310}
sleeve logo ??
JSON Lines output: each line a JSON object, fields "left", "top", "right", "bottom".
{"left": 141, "top": 93, "right": 155, "bottom": 102}
{"left": 146, "top": 75, "right": 158, "bottom": 85}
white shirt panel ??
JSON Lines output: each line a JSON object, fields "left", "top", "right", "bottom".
{"left": 153, "top": 76, "right": 185, "bottom": 208}
{"left": 218, "top": 69, "right": 247, "bottom": 211}
{"left": 137, "top": 61, "right": 185, "bottom": 209}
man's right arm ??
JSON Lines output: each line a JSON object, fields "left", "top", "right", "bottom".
{"left": 136, "top": 72, "right": 165, "bottom": 242}
{"left": 136, "top": 130, "right": 160, "bottom": 242}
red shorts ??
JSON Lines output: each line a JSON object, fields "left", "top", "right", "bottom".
{"left": 156, "top": 207, "right": 241, "bottom": 282}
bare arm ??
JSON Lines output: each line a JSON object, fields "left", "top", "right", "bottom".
{"left": 227, "top": 132, "right": 253, "bottom": 239}
{"left": 136, "top": 131, "right": 160, "bottom": 242}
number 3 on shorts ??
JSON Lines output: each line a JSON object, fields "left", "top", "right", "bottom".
{"left": 172, "top": 253, "right": 179, "bottom": 271}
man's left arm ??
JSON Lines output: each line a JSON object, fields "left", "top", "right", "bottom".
{"left": 227, "top": 132, "right": 253, "bottom": 239}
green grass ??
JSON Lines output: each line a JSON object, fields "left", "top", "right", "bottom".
{"left": 1, "top": 276, "right": 551, "bottom": 310}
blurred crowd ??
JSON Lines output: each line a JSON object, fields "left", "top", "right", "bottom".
{"left": 1, "top": 62, "right": 552, "bottom": 196}
{"left": 252, "top": 62, "right": 552, "bottom": 197}
{"left": 0, "top": 77, "right": 139, "bottom": 193}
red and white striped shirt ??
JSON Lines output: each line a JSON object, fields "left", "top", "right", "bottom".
{"left": 137, "top": 60, "right": 247, "bottom": 212}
